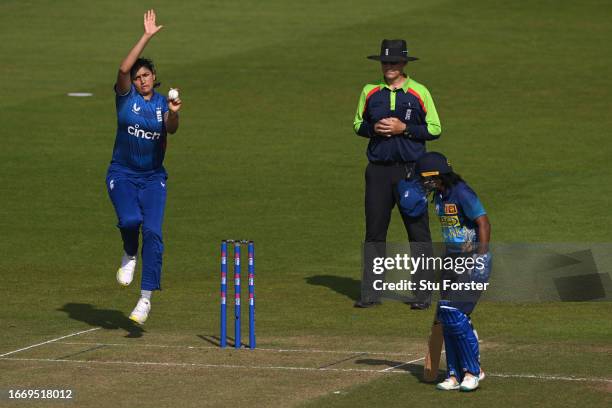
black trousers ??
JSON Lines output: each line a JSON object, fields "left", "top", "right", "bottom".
{"left": 361, "top": 162, "right": 433, "bottom": 303}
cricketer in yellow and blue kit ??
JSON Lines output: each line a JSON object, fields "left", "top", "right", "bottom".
{"left": 416, "top": 151, "right": 492, "bottom": 390}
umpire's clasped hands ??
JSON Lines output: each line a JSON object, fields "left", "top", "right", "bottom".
{"left": 374, "top": 117, "right": 407, "bottom": 137}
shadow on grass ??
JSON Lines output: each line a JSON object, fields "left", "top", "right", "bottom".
{"left": 305, "top": 275, "right": 361, "bottom": 301}
{"left": 355, "top": 358, "right": 441, "bottom": 383}
{"left": 198, "top": 334, "right": 241, "bottom": 348}
{"left": 58, "top": 303, "right": 144, "bottom": 338}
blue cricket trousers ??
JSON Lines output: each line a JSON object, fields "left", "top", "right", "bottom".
{"left": 106, "top": 170, "right": 167, "bottom": 291}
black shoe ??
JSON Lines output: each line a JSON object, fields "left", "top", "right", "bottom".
{"left": 353, "top": 300, "right": 382, "bottom": 308}
{"left": 410, "top": 302, "right": 430, "bottom": 310}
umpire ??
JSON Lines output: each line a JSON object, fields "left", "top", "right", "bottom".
{"left": 353, "top": 39, "right": 442, "bottom": 308}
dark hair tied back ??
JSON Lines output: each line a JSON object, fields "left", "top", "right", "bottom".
{"left": 439, "top": 172, "right": 464, "bottom": 188}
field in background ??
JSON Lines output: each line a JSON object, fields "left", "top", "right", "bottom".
{"left": 0, "top": 0, "right": 611, "bottom": 406}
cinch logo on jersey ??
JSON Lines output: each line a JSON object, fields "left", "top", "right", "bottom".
{"left": 127, "top": 124, "right": 161, "bottom": 140}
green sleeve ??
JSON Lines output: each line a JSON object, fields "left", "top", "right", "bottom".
{"left": 406, "top": 83, "right": 442, "bottom": 141}
{"left": 423, "top": 87, "right": 442, "bottom": 136}
{"left": 353, "top": 84, "right": 379, "bottom": 138}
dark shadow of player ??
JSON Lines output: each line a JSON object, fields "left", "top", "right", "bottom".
{"left": 58, "top": 303, "right": 144, "bottom": 338}
{"left": 197, "top": 334, "right": 243, "bottom": 348}
{"left": 355, "top": 358, "right": 438, "bottom": 382}
{"left": 305, "top": 275, "right": 361, "bottom": 301}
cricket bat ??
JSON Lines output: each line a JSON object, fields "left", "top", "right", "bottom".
{"left": 423, "top": 321, "right": 443, "bottom": 382}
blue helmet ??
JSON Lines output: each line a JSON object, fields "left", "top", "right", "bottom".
{"left": 416, "top": 152, "right": 452, "bottom": 177}
{"left": 397, "top": 179, "right": 428, "bottom": 217}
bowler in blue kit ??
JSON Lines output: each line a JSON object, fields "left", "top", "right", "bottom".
{"left": 106, "top": 9, "right": 182, "bottom": 324}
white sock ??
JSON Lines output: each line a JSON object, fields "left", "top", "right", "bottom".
{"left": 141, "top": 290, "right": 152, "bottom": 300}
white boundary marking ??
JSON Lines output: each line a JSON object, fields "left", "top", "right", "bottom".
{"left": 0, "top": 328, "right": 100, "bottom": 358}
{"left": 1, "top": 356, "right": 610, "bottom": 383}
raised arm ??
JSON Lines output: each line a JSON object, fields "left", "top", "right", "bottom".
{"left": 116, "top": 9, "right": 163, "bottom": 95}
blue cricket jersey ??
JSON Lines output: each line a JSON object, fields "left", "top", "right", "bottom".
{"left": 434, "top": 181, "right": 486, "bottom": 251}
{"left": 110, "top": 84, "right": 168, "bottom": 174}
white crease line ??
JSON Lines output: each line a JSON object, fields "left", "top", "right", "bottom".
{"left": 0, "top": 328, "right": 100, "bottom": 358}
{"left": 256, "top": 347, "right": 415, "bottom": 357}
{"left": 486, "top": 372, "right": 611, "bottom": 383}
{"left": 381, "top": 350, "right": 447, "bottom": 372}
{"left": 0, "top": 357, "right": 399, "bottom": 374}
{"left": 1, "top": 356, "right": 610, "bottom": 383}
{"left": 380, "top": 356, "right": 425, "bottom": 372}
{"left": 58, "top": 341, "right": 218, "bottom": 350}
{"left": 56, "top": 341, "right": 418, "bottom": 357}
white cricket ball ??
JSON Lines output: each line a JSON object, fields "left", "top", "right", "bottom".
{"left": 168, "top": 88, "right": 179, "bottom": 101}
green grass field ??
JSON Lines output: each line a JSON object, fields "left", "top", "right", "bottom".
{"left": 1, "top": 0, "right": 611, "bottom": 406}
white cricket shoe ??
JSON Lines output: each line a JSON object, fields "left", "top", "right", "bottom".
{"left": 129, "top": 298, "right": 151, "bottom": 324}
{"left": 436, "top": 378, "right": 460, "bottom": 391}
{"left": 117, "top": 253, "right": 137, "bottom": 286}
{"left": 460, "top": 374, "right": 479, "bottom": 392}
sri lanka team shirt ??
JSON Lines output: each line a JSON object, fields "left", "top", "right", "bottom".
{"left": 110, "top": 84, "right": 169, "bottom": 173}
{"left": 434, "top": 181, "right": 486, "bottom": 251}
